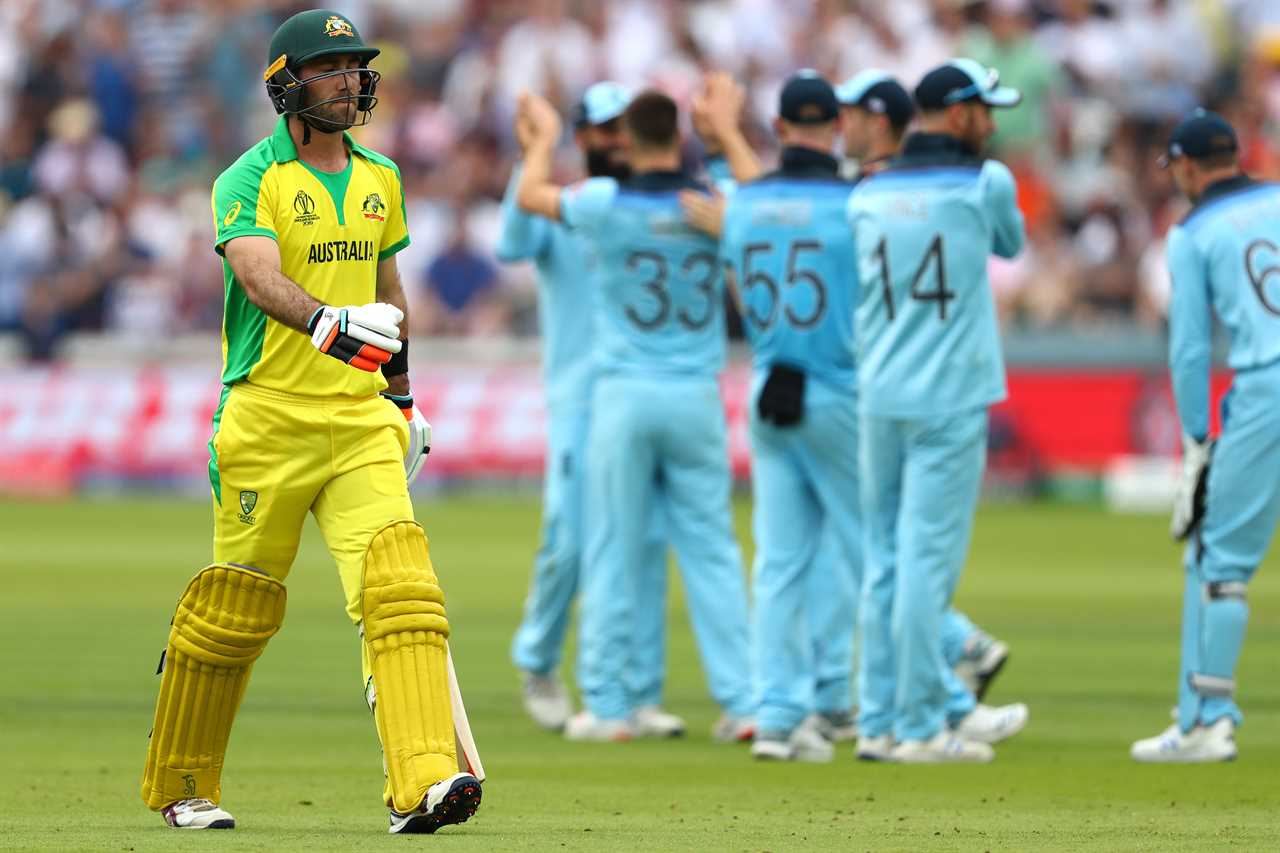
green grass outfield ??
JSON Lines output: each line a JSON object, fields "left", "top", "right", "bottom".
{"left": 3, "top": 496, "right": 1278, "bottom": 852}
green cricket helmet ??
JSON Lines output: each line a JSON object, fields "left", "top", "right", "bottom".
{"left": 264, "top": 9, "right": 381, "bottom": 132}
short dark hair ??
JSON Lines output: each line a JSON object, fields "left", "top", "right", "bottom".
{"left": 624, "top": 91, "right": 679, "bottom": 149}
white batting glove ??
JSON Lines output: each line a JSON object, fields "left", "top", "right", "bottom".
{"left": 1171, "top": 434, "right": 1214, "bottom": 540}
{"left": 383, "top": 393, "right": 432, "bottom": 483}
{"left": 308, "top": 303, "right": 404, "bottom": 372}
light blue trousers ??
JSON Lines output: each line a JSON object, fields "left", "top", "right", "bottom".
{"left": 578, "top": 375, "right": 752, "bottom": 721}
{"left": 751, "top": 387, "right": 862, "bottom": 733}
{"left": 858, "top": 408, "right": 987, "bottom": 742}
{"left": 511, "top": 406, "right": 670, "bottom": 706}
{"left": 1178, "top": 366, "right": 1280, "bottom": 731}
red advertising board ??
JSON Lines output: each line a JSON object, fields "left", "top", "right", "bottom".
{"left": 0, "top": 365, "right": 1232, "bottom": 494}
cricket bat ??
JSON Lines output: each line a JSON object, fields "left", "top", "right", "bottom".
{"left": 447, "top": 645, "right": 486, "bottom": 782}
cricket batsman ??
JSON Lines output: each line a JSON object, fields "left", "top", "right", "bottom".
{"left": 138, "top": 10, "right": 481, "bottom": 833}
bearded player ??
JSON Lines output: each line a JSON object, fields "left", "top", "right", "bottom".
{"left": 139, "top": 10, "right": 480, "bottom": 833}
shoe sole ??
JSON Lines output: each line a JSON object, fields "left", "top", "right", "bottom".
{"left": 391, "top": 777, "right": 483, "bottom": 834}
{"left": 164, "top": 812, "right": 236, "bottom": 830}
{"left": 973, "top": 650, "right": 1009, "bottom": 702}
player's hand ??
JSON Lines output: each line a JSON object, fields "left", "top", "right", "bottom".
{"left": 308, "top": 303, "right": 403, "bottom": 372}
{"left": 680, "top": 189, "right": 725, "bottom": 237}
{"left": 693, "top": 71, "right": 745, "bottom": 143}
{"left": 517, "top": 91, "right": 562, "bottom": 149}
{"left": 1171, "top": 434, "right": 1214, "bottom": 540}
{"left": 382, "top": 392, "right": 432, "bottom": 483}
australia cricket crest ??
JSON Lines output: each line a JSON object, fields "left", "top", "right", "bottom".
{"left": 238, "top": 490, "right": 258, "bottom": 525}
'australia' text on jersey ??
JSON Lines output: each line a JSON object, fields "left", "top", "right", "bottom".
{"left": 308, "top": 239, "right": 378, "bottom": 264}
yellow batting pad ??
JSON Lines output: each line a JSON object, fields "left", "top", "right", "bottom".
{"left": 361, "top": 521, "right": 457, "bottom": 812}
{"left": 140, "top": 564, "right": 286, "bottom": 810}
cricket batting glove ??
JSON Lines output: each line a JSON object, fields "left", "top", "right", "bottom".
{"left": 383, "top": 392, "right": 432, "bottom": 483}
{"left": 308, "top": 303, "right": 404, "bottom": 372}
{"left": 1171, "top": 434, "right": 1214, "bottom": 541}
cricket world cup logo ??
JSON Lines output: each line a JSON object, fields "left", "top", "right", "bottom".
{"left": 294, "top": 190, "right": 319, "bottom": 226}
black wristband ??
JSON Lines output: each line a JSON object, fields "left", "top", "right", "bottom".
{"left": 382, "top": 338, "right": 409, "bottom": 377}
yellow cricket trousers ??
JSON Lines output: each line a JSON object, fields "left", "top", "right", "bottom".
{"left": 209, "top": 381, "right": 413, "bottom": 625}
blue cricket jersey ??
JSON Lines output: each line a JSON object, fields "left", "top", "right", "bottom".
{"left": 847, "top": 133, "right": 1025, "bottom": 417}
{"left": 720, "top": 147, "right": 858, "bottom": 392}
{"left": 1167, "top": 175, "right": 1280, "bottom": 440}
{"left": 560, "top": 171, "right": 725, "bottom": 378}
{"left": 496, "top": 165, "right": 597, "bottom": 409}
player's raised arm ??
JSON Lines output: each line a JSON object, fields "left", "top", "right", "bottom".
{"left": 496, "top": 163, "right": 552, "bottom": 262}
{"left": 693, "top": 72, "right": 763, "bottom": 184}
{"left": 515, "top": 91, "right": 567, "bottom": 222}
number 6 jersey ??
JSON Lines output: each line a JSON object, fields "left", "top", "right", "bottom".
{"left": 1166, "top": 176, "right": 1280, "bottom": 441}
{"left": 560, "top": 172, "right": 725, "bottom": 378}
{"left": 846, "top": 134, "right": 1024, "bottom": 418}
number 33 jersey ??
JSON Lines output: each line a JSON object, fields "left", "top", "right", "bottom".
{"left": 1166, "top": 177, "right": 1280, "bottom": 440}
{"left": 561, "top": 172, "right": 725, "bottom": 379}
{"left": 719, "top": 159, "right": 857, "bottom": 393}
{"left": 846, "top": 136, "right": 1024, "bottom": 418}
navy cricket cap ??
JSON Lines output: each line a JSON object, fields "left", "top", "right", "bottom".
{"left": 573, "top": 81, "right": 631, "bottom": 128}
{"left": 1160, "top": 109, "right": 1238, "bottom": 168}
{"left": 836, "top": 69, "right": 915, "bottom": 127}
{"left": 779, "top": 70, "right": 839, "bottom": 125}
{"left": 914, "top": 58, "right": 1021, "bottom": 110}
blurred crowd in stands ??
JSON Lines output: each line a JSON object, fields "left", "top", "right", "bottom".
{"left": 4, "top": 0, "right": 1280, "bottom": 360}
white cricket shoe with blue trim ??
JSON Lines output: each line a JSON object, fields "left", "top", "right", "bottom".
{"left": 1131, "top": 718, "right": 1236, "bottom": 763}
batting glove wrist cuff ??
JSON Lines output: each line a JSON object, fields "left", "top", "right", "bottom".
{"left": 382, "top": 339, "right": 409, "bottom": 378}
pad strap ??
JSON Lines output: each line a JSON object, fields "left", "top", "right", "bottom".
{"left": 1206, "top": 581, "right": 1247, "bottom": 601}
{"left": 1188, "top": 672, "right": 1235, "bottom": 698}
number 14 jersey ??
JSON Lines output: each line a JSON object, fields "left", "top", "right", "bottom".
{"left": 847, "top": 134, "right": 1024, "bottom": 418}
{"left": 561, "top": 171, "right": 725, "bottom": 379}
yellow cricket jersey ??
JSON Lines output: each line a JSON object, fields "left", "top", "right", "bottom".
{"left": 210, "top": 115, "right": 410, "bottom": 398}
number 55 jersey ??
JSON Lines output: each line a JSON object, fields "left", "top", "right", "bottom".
{"left": 719, "top": 148, "right": 857, "bottom": 393}
{"left": 846, "top": 134, "right": 1024, "bottom": 417}
{"left": 560, "top": 172, "right": 724, "bottom": 378}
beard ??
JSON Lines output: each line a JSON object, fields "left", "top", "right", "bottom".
{"left": 585, "top": 148, "right": 631, "bottom": 180}
{"left": 303, "top": 93, "right": 358, "bottom": 133}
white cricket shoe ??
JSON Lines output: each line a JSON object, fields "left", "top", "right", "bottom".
{"left": 813, "top": 710, "right": 858, "bottom": 742}
{"left": 1131, "top": 718, "right": 1237, "bottom": 763}
{"left": 953, "top": 702, "right": 1029, "bottom": 744}
{"left": 521, "top": 670, "right": 572, "bottom": 731}
{"left": 855, "top": 733, "right": 895, "bottom": 762}
{"left": 564, "top": 711, "right": 634, "bottom": 742}
{"left": 162, "top": 798, "right": 235, "bottom": 829}
{"left": 711, "top": 713, "right": 756, "bottom": 743}
{"left": 954, "top": 635, "right": 1010, "bottom": 701}
{"left": 751, "top": 720, "right": 834, "bottom": 763}
{"left": 890, "top": 731, "right": 994, "bottom": 764}
{"left": 633, "top": 705, "right": 687, "bottom": 738}
{"left": 388, "top": 772, "right": 482, "bottom": 834}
